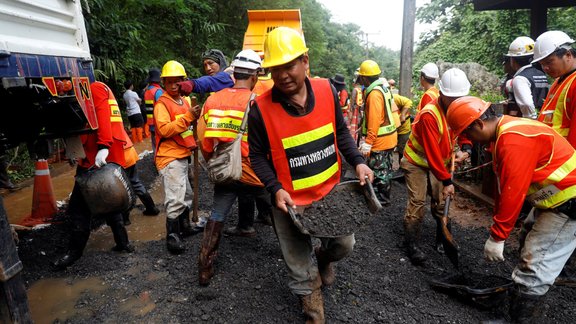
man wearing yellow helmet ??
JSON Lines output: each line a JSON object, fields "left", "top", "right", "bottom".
{"left": 356, "top": 60, "right": 401, "bottom": 206}
{"left": 154, "top": 60, "right": 201, "bottom": 254}
{"left": 248, "top": 27, "right": 373, "bottom": 323}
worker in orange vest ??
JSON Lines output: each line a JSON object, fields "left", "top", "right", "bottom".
{"left": 417, "top": 63, "right": 440, "bottom": 111}
{"left": 401, "top": 68, "right": 472, "bottom": 265}
{"left": 534, "top": 31, "right": 576, "bottom": 147}
{"left": 447, "top": 96, "right": 576, "bottom": 323}
{"left": 248, "top": 27, "right": 373, "bottom": 323}
{"left": 143, "top": 68, "right": 163, "bottom": 154}
{"left": 154, "top": 60, "right": 200, "bottom": 254}
{"left": 196, "top": 49, "right": 270, "bottom": 286}
{"left": 53, "top": 81, "right": 132, "bottom": 270}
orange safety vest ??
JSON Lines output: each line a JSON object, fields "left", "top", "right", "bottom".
{"left": 403, "top": 100, "right": 453, "bottom": 169}
{"left": 253, "top": 78, "right": 274, "bottom": 96}
{"left": 417, "top": 87, "right": 439, "bottom": 111}
{"left": 154, "top": 94, "right": 197, "bottom": 151}
{"left": 202, "top": 89, "right": 252, "bottom": 156}
{"left": 494, "top": 116, "right": 576, "bottom": 209}
{"left": 537, "top": 71, "right": 576, "bottom": 138}
{"left": 256, "top": 78, "right": 341, "bottom": 205}
{"left": 144, "top": 84, "right": 162, "bottom": 126}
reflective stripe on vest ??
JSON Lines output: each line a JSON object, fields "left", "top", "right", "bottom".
{"left": 496, "top": 117, "right": 576, "bottom": 209}
{"left": 108, "top": 99, "right": 123, "bottom": 123}
{"left": 418, "top": 87, "right": 439, "bottom": 111}
{"left": 203, "top": 109, "right": 247, "bottom": 142}
{"left": 361, "top": 80, "right": 396, "bottom": 136}
{"left": 282, "top": 123, "right": 339, "bottom": 190}
{"left": 404, "top": 103, "right": 446, "bottom": 168}
{"left": 144, "top": 85, "right": 162, "bottom": 124}
{"left": 256, "top": 78, "right": 340, "bottom": 205}
{"left": 155, "top": 94, "right": 197, "bottom": 149}
{"left": 539, "top": 72, "right": 576, "bottom": 137}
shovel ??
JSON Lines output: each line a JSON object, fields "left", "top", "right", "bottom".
{"left": 439, "top": 153, "right": 460, "bottom": 269}
{"left": 287, "top": 206, "right": 310, "bottom": 235}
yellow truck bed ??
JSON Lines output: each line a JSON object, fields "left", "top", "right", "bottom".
{"left": 243, "top": 9, "right": 303, "bottom": 57}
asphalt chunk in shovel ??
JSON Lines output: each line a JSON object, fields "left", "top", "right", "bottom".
{"left": 441, "top": 196, "right": 460, "bottom": 269}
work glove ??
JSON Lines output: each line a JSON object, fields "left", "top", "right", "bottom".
{"left": 484, "top": 236, "right": 505, "bottom": 262}
{"left": 177, "top": 80, "right": 194, "bottom": 96}
{"left": 95, "top": 148, "right": 109, "bottom": 167}
{"left": 359, "top": 143, "right": 372, "bottom": 157}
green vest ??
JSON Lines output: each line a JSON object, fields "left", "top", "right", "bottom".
{"left": 361, "top": 79, "right": 396, "bottom": 136}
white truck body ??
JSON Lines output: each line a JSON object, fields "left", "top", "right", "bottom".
{"left": 0, "top": 0, "right": 90, "bottom": 58}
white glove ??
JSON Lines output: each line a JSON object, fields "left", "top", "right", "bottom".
{"left": 484, "top": 236, "right": 505, "bottom": 262}
{"left": 95, "top": 148, "right": 109, "bottom": 167}
{"left": 359, "top": 143, "right": 372, "bottom": 155}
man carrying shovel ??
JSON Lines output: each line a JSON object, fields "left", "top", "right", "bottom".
{"left": 447, "top": 96, "right": 576, "bottom": 323}
{"left": 248, "top": 27, "right": 373, "bottom": 323}
{"left": 401, "top": 68, "right": 473, "bottom": 265}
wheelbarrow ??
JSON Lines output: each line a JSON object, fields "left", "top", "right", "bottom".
{"left": 287, "top": 179, "right": 382, "bottom": 238}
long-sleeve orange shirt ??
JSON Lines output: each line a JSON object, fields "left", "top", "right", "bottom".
{"left": 154, "top": 94, "right": 195, "bottom": 170}
{"left": 364, "top": 89, "right": 400, "bottom": 151}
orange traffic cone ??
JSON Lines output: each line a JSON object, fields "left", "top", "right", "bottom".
{"left": 20, "top": 159, "right": 57, "bottom": 226}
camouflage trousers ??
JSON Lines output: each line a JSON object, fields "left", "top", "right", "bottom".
{"left": 367, "top": 149, "right": 394, "bottom": 204}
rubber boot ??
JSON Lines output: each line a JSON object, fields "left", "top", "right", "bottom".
{"left": 178, "top": 207, "right": 195, "bottom": 237}
{"left": 122, "top": 210, "right": 131, "bottom": 226}
{"left": 376, "top": 183, "right": 391, "bottom": 207}
{"left": 509, "top": 289, "right": 542, "bottom": 323}
{"left": 198, "top": 220, "right": 224, "bottom": 286}
{"left": 139, "top": 192, "right": 160, "bottom": 216}
{"left": 299, "top": 287, "right": 325, "bottom": 324}
{"left": 110, "top": 220, "right": 135, "bottom": 252}
{"left": 315, "top": 246, "right": 336, "bottom": 286}
{"left": 53, "top": 230, "right": 90, "bottom": 270}
{"left": 166, "top": 218, "right": 185, "bottom": 254}
{"left": 404, "top": 221, "right": 426, "bottom": 265}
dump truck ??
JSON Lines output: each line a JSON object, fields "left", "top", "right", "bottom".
{"left": 0, "top": 0, "right": 97, "bottom": 321}
{"left": 242, "top": 9, "right": 304, "bottom": 58}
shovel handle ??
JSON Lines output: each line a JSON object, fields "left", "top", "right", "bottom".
{"left": 287, "top": 206, "right": 309, "bottom": 235}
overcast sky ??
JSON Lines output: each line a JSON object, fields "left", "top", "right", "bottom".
{"left": 316, "top": 0, "right": 433, "bottom": 51}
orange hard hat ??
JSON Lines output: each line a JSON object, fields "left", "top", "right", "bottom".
{"left": 447, "top": 96, "right": 491, "bottom": 136}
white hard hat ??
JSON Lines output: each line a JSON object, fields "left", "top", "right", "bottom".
{"left": 532, "top": 30, "right": 575, "bottom": 63}
{"left": 421, "top": 63, "right": 439, "bottom": 79}
{"left": 438, "top": 68, "right": 471, "bottom": 97}
{"left": 505, "top": 36, "right": 535, "bottom": 57}
{"left": 232, "top": 49, "right": 262, "bottom": 73}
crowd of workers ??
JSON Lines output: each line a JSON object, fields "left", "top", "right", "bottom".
{"left": 39, "top": 26, "right": 576, "bottom": 323}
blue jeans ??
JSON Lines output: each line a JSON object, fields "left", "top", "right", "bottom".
{"left": 210, "top": 181, "right": 269, "bottom": 228}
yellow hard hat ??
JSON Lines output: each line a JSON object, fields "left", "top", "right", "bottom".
{"left": 161, "top": 60, "right": 187, "bottom": 78}
{"left": 262, "top": 27, "right": 308, "bottom": 68}
{"left": 358, "top": 60, "right": 381, "bottom": 76}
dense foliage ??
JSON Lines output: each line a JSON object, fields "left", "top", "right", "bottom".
{"left": 82, "top": 0, "right": 399, "bottom": 92}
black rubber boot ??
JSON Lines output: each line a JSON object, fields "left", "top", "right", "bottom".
{"left": 509, "top": 289, "right": 542, "bottom": 323}
{"left": 140, "top": 192, "right": 160, "bottom": 216}
{"left": 110, "top": 220, "right": 134, "bottom": 252}
{"left": 53, "top": 230, "right": 90, "bottom": 270}
{"left": 166, "top": 218, "right": 185, "bottom": 254}
{"left": 404, "top": 221, "right": 426, "bottom": 265}
{"left": 376, "top": 183, "right": 391, "bottom": 207}
{"left": 179, "top": 207, "right": 195, "bottom": 237}
{"left": 122, "top": 211, "right": 131, "bottom": 226}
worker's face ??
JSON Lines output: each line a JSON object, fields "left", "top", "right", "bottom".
{"left": 539, "top": 51, "right": 573, "bottom": 79}
{"left": 462, "top": 120, "right": 490, "bottom": 144}
{"left": 163, "top": 77, "right": 184, "bottom": 97}
{"left": 269, "top": 55, "right": 309, "bottom": 96}
{"left": 203, "top": 59, "right": 220, "bottom": 76}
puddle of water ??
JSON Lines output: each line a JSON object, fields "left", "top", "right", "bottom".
{"left": 27, "top": 277, "right": 108, "bottom": 324}
{"left": 118, "top": 290, "right": 156, "bottom": 317}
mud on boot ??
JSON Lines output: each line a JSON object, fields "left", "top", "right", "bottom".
{"left": 198, "top": 220, "right": 224, "bottom": 286}
{"left": 223, "top": 225, "right": 256, "bottom": 238}
{"left": 166, "top": 218, "right": 185, "bottom": 254}
{"left": 110, "top": 220, "right": 135, "bottom": 253}
{"left": 299, "top": 287, "right": 325, "bottom": 324}
{"left": 509, "top": 289, "right": 543, "bottom": 323}
{"left": 140, "top": 192, "right": 160, "bottom": 216}
{"left": 178, "top": 208, "right": 195, "bottom": 237}
{"left": 404, "top": 221, "right": 426, "bottom": 265}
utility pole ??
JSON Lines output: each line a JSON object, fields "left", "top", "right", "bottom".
{"left": 399, "top": 0, "right": 416, "bottom": 97}
{"left": 363, "top": 32, "right": 380, "bottom": 58}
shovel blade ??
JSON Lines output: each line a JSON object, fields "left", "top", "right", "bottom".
{"left": 363, "top": 180, "right": 382, "bottom": 214}
{"left": 287, "top": 206, "right": 310, "bottom": 235}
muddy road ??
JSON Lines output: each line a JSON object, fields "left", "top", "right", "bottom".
{"left": 8, "top": 153, "right": 576, "bottom": 323}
